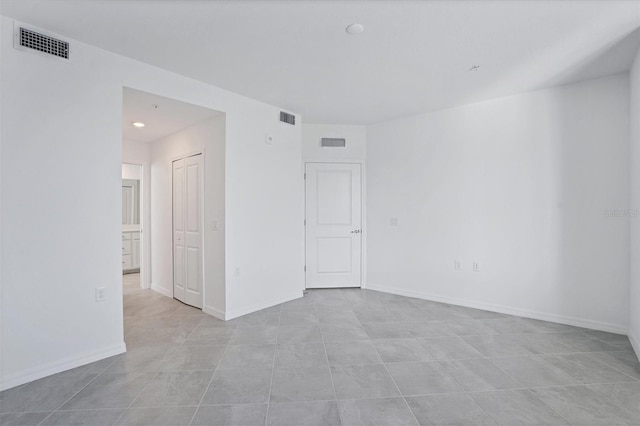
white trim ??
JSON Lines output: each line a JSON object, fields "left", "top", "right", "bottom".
{"left": 225, "top": 291, "right": 303, "bottom": 320}
{"left": 366, "top": 282, "right": 629, "bottom": 335}
{"left": 0, "top": 342, "right": 126, "bottom": 391}
{"left": 630, "top": 330, "right": 640, "bottom": 362}
{"left": 203, "top": 304, "right": 225, "bottom": 321}
{"left": 150, "top": 283, "right": 172, "bottom": 298}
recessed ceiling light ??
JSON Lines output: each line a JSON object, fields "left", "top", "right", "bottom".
{"left": 346, "top": 23, "right": 364, "bottom": 35}
{"left": 132, "top": 122, "right": 145, "bottom": 128}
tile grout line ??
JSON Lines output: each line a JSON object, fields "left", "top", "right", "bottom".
{"left": 374, "top": 347, "right": 422, "bottom": 425}
{"left": 111, "top": 306, "right": 210, "bottom": 426}
{"left": 262, "top": 304, "right": 283, "bottom": 426}
{"left": 582, "top": 351, "right": 640, "bottom": 383}
{"left": 186, "top": 322, "right": 239, "bottom": 426}
{"left": 320, "top": 298, "right": 345, "bottom": 426}
{"left": 366, "top": 309, "right": 422, "bottom": 426}
{"left": 479, "top": 356, "right": 578, "bottom": 425}
{"left": 34, "top": 350, "right": 125, "bottom": 426}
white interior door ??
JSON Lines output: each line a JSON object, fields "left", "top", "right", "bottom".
{"left": 173, "top": 154, "right": 203, "bottom": 308}
{"left": 305, "top": 163, "right": 362, "bottom": 288}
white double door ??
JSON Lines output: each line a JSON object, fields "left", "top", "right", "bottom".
{"left": 173, "top": 154, "right": 203, "bottom": 308}
{"left": 305, "top": 163, "right": 362, "bottom": 288}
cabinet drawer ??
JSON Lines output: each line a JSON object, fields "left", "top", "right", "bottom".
{"left": 122, "top": 232, "right": 132, "bottom": 241}
{"left": 122, "top": 254, "right": 132, "bottom": 270}
{"left": 122, "top": 240, "right": 132, "bottom": 255}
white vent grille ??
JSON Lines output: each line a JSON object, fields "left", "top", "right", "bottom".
{"left": 321, "top": 138, "right": 346, "bottom": 148}
{"left": 18, "top": 27, "right": 69, "bottom": 59}
{"left": 280, "top": 111, "right": 295, "bottom": 125}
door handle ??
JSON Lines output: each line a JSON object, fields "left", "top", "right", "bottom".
{"left": 350, "top": 229, "right": 361, "bottom": 234}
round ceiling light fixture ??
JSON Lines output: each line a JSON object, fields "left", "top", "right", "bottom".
{"left": 346, "top": 23, "right": 365, "bottom": 35}
{"left": 132, "top": 122, "right": 145, "bottom": 128}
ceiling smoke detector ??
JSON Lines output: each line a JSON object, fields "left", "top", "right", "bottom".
{"left": 346, "top": 23, "right": 365, "bottom": 35}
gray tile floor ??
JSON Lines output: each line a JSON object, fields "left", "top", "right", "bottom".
{"left": 2, "top": 273, "right": 640, "bottom": 425}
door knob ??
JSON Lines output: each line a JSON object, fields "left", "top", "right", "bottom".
{"left": 350, "top": 229, "right": 361, "bottom": 234}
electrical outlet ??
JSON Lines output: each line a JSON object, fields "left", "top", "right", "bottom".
{"left": 390, "top": 217, "right": 399, "bottom": 227}
{"left": 473, "top": 261, "right": 480, "bottom": 272}
{"left": 234, "top": 267, "right": 240, "bottom": 277}
{"left": 95, "top": 287, "right": 106, "bottom": 302}
{"left": 454, "top": 260, "right": 461, "bottom": 270}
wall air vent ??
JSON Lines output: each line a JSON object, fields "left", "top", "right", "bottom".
{"left": 280, "top": 111, "right": 296, "bottom": 126}
{"left": 16, "top": 26, "right": 70, "bottom": 60}
{"left": 321, "top": 138, "right": 346, "bottom": 148}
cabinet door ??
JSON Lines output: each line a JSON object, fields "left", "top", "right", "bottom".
{"left": 122, "top": 254, "right": 132, "bottom": 270}
{"left": 132, "top": 238, "right": 140, "bottom": 269}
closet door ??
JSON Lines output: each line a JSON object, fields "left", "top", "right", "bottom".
{"left": 173, "top": 154, "right": 203, "bottom": 308}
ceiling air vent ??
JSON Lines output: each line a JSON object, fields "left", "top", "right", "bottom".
{"left": 280, "top": 111, "right": 295, "bottom": 126}
{"left": 16, "top": 26, "right": 70, "bottom": 60}
{"left": 321, "top": 138, "right": 346, "bottom": 148}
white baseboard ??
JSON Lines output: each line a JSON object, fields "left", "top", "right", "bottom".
{"left": 366, "top": 282, "right": 628, "bottom": 335}
{"left": 203, "top": 304, "right": 225, "bottom": 321}
{"left": 630, "top": 330, "right": 640, "bottom": 362}
{"left": 0, "top": 342, "right": 126, "bottom": 391}
{"left": 225, "top": 291, "right": 303, "bottom": 320}
{"left": 150, "top": 283, "right": 172, "bottom": 298}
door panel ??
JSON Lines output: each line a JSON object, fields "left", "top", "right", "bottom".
{"left": 173, "top": 159, "right": 186, "bottom": 302}
{"left": 306, "top": 163, "right": 362, "bottom": 288}
{"left": 316, "top": 237, "right": 352, "bottom": 273}
{"left": 317, "top": 170, "right": 353, "bottom": 225}
{"left": 173, "top": 154, "right": 203, "bottom": 308}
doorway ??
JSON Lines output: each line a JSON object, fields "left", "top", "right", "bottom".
{"left": 305, "top": 162, "right": 362, "bottom": 288}
{"left": 122, "top": 163, "right": 143, "bottom": 283}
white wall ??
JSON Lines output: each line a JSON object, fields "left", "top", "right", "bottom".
{"left": 148, "top": 116, "right": 226, "bottom": 316}
{"left": 0, "top": 16, "right": 303, "bottom": 390}
{"left": 225, "top": 114, "right": 303, "bottom": 318}
{"left": 302, "top": 124, "right": 366, "bottom": 162}
{"left": 367, "top": 74, "right": 630, "bottom": 333}
{"left": 630, "top": 49, "right": 640, "bottom": 356}
{"left": 121, "top": 163, "right": 142, "bottom": 180}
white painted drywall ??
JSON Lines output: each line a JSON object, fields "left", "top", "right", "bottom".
{"left": 630, "top": 49, "right": 640, "bottom": 357}
{"left": 148, "top": 116, "right": 226, "bottom": 316}
{"left": 302, "top": 124, "right": 366, "bottom": 162}
{"left": 121, "top": 163, "right": 142, "bottom": 180}
{"left": 367, "top": 74, "right": 630, "bottom": 333}
{"left": 224, "top": 115, "right": 304, "bottom": 318}
{"left": 0, "top": 16, "right": 303, "bottom": 390}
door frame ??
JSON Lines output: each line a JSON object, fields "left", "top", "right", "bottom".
{"left": 122, "top": 161, "right": 147, "bottom": 289}
{"left": 171, "top": 150, "right": 206, "bottom": 309}
{"left": 304, "top": 161, "right": 366, "bottom": 290}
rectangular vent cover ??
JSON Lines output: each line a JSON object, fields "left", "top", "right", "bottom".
{"left": 321, "top": 138, "right": 346, "bottom": 148}
{"left": 18, "top": 27, "right": 69, "bottom": 59}
{"left": 280, "top": 111, "right": 295, "bottom": 125}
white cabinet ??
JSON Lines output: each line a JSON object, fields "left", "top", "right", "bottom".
{"left": 122, "top": 231, "right": 140, "bottom": 273}
{"left": 132, "top": 233, "right": 140, "bottom": 270}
